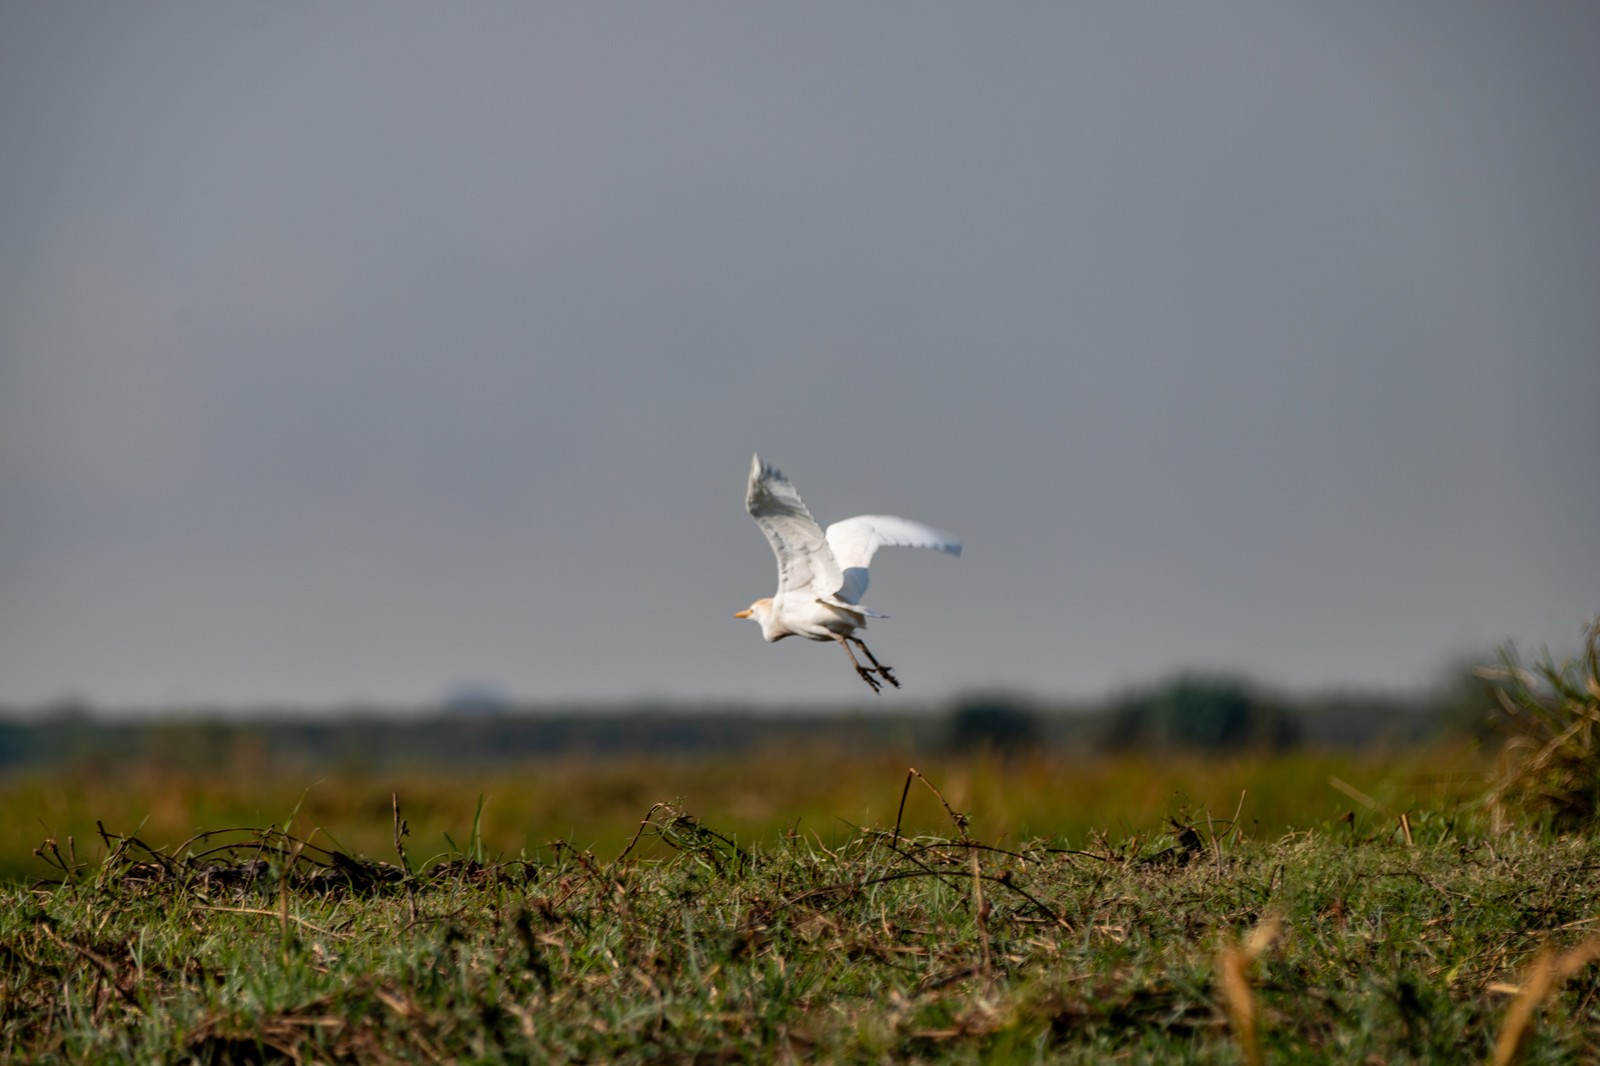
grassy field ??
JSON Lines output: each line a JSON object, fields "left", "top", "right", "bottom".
{"left": 7, "top": 743, "right": 1600, "bottom": 1063}
{"left": 8, "top": 622, "right": 1596, "bottom": 1059}
{"left": 1, "top": 744, "right": 1478, "bottom": 883}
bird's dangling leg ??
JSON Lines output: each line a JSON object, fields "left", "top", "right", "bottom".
{"left": 835, "top": 635, "right": 883, "bottom": 693}
{"left": 850, "top": 637, "right": 900, "bottom": 689}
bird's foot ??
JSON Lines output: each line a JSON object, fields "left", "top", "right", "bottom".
{"left": 877, "top": 665, "right": 900, "bottom": 689}
{"left": 855, "top": 666, "right": 883, "bottom": 693}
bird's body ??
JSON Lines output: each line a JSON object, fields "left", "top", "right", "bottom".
{"left": 736, "top": 455, "right": 960, "bottom": 691}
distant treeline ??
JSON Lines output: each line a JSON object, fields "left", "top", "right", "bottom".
{"left": 0, "top": 672, "right": 1494, "bottom": 773}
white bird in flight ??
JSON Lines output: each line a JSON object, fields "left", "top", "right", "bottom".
{"left": 736, "top": 454, "right": 961, "bottom": 692}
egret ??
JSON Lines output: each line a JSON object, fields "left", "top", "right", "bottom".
{"left": 736, "top": 454, "right": 961, "bottom": 692}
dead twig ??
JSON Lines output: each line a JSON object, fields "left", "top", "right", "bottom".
{"left": 613, "top": 802, "right": 669, "bottom": 868}
{"left": 892, "top": 767, "right": 971, "bottom": 849}
{"left": 196, "top": 905, "right": 351, "bottom": 940}
{"left": 36, "top": 921, "right": 143, "bottom": 1011}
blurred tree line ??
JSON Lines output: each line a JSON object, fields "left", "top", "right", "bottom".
{"left": 0, "top": 669, "right": 1499, "bottom": 774}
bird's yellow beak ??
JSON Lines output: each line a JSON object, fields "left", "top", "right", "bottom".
{"left": 734, "top": 609, "right": 752, "bottom": 619}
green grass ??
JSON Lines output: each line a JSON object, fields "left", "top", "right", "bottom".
{"left": 5, "top": 758, "right": 1600, "bottom": 1063}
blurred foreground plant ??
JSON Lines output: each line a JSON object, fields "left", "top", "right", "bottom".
{"left": 1484, "top": 616, "right": 1600, "bottom": 833}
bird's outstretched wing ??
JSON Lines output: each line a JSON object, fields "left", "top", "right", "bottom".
{"left": 746, "top": 455, "right": 844, "bottom": 599}
{"left": 825, "top": 515, "right": 961, "bottom": 605}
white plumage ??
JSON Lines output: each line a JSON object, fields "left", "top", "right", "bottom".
{"left": 736, "top": 454, "right": 960, "bottom": 691}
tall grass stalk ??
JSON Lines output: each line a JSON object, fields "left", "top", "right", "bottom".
{"left": 1484, "top": 616, "right": 1600, "bottom": 832}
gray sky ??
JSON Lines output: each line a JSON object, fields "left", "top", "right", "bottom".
{"left": 3, "top": 3, "right": 1597, "bottom": 711}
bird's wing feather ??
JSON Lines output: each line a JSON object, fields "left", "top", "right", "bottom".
{"left": 825, "top": 515, "right": 961, "bottom": 604}
{"left": 746, "top": 455, "right": 844, "bottom": 598}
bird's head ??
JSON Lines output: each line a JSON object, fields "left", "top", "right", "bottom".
{"left": 734, "top": 597, "right": 783, "bottom": 641}
{"left": 734, "top": 597, "right": 772, "bottom": 623}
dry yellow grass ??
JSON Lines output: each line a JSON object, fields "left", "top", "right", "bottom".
{"left": 1491, "top": 935, "right": 1600, "bottom": 1066}
{"left": 5, "top": 743, "right": 1482, "bottom": 883}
